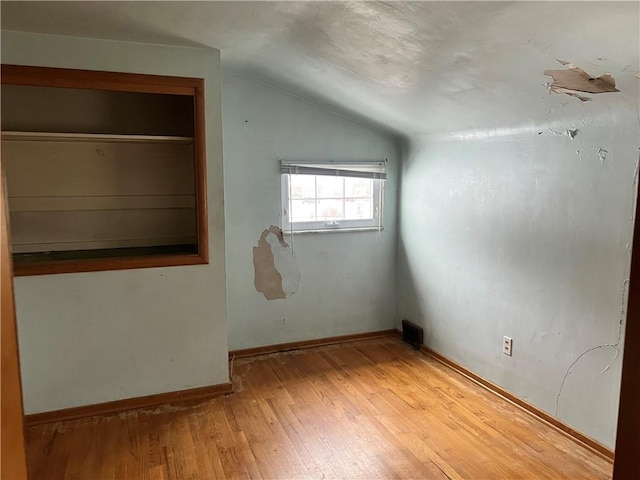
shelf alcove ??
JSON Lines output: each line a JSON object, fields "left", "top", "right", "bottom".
{"left": 1, "top": 65, "right": 209, "bottom": 276}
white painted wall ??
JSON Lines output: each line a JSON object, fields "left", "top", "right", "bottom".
{"left": 223, "top": 75, "right": 399, "bottom": 350}
{"left": 2, "top": 31, "right": 228, "bottom": 414}
{"left": 398, "top": 72, "right": 640, "bottom": 447}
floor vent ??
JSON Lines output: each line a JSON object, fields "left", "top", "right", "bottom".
{"left": 402, "top": 319, "right": 423, "bottom": 349}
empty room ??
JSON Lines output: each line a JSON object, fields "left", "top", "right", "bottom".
{"left": 1, "top": 1, "right": 639, "bottom": 479}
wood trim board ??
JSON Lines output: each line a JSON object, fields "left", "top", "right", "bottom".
{"left": 2, "top": 131, "right": 193, "bottom": 143}
{"left": 13, "top": 253, "right": 207, "bottom": 276}
{"left": 414, "top": 340, "right": 614, "bottom": 462}
{"left": 193, "top": 81, "right": 209, "bottom": 264}
{"left": 613, "top": 175, "right": 640, "bottom": 478}
{"left": 1, "top": 64, "right": 201, "bottom": 96}
{"left": 25, "top": 382, "right": 233, "bottom": 426}
{"left": 235, "top": 328, "right": 613, "bottom": 463}
{"left": 229, "top": 329, "right": 398, "bottom": 359}
{"left": 22, "top": 326, "right": 613, "bottom": 466}
{"left": 26, "top": 331, "right": 397, "bottom": 426}
{"left": 1, "top": 161, "right": 29, "bottom": 479}
{"left": 25, "top": 331, "right": 398, "bottom": 427}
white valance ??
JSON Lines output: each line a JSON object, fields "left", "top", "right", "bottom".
{"left": 279, "top": 160, "right": 386, "bottom": 180}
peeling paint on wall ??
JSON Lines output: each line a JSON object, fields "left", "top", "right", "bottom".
{"left": 597, "top": 147, "right": 608, "bottom": 164}
{"left": 544, "top": 60, "right": 619, "bottom": 101}
{"left": 547, "top": 128, "right": 578, "bottom": 139}
{"left": 253, "top": 226, "right": 301, "bottom": 300}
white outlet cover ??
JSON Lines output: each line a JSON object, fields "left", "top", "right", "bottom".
{"left": 503, "top": 336, "right": 513, "bottom": 356}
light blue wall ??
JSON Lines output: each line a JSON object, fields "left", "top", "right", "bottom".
{"left": 222, "top": 75, "right": 400, "bottom": 350}
{"left": 397, "top": 77, "right": 640, "bottom": 447}
{"left": 2, "top": 30, "right": 228, "bottom": 414}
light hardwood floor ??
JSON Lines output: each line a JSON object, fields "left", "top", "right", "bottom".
{"left": 26, "top": 338, "right": 612, "bottom": 479}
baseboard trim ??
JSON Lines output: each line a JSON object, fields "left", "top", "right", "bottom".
{"left": 25, "top": 382, "right": 233, "bottom": 427}
{"left": 27, "top": 332, "right": 610, "bottom": 462}
{"left": 229, "top": 329, "right": 398, "bottom": 359}
{"left": 415, "top": 342, "right": 614, "bottom": 462}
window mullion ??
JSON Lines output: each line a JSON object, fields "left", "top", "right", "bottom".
{"left": 314, "top": 175, "right": 318, "bottom": 221}
{"left": 342, "top": 177, "right": 346, "bottom": 221}
{"left": 288, "top": 175, "right": 292, "bottom": 224}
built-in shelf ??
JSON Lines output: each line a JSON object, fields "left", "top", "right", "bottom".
{"left": 1, "top": 64, "right": 208, "bottom": 276}
{"left": 1, "top": 131, "right": 193, "bottom": 144}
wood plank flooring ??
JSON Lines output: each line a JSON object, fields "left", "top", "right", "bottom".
{"left": 25, "top": 338, "right": 612, "bottom": 479}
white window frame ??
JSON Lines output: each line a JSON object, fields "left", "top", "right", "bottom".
{"left": 280, "top": 160, "right": 386, "bottom": 233}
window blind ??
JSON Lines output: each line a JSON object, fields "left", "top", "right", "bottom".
{"left": 279, "top": 160, "right": 386, "bottom": 180}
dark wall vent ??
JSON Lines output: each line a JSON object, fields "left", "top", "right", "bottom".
{"left": 402, "top": 319, "right": 423, "bottom": 349}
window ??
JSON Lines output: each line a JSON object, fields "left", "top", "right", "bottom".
{"left": 281, "top": 161, "right": 386, "bottom": 232}
{"left": 1, "top": 65, "right": 209, "bottom": 276}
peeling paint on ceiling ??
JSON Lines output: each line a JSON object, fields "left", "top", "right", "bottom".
{"left": 1, "top": 1, "right": 638, "bottom": 137}
{"left": 544, "top": 60, "right": 619, "bottom": 102}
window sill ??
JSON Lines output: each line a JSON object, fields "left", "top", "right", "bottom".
{"left": 282, "top": 227, "right": 384, "bottom": 235}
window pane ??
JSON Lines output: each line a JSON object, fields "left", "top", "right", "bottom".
{"left": 316, "top": 176, "right": 343, "bottom": 198}
{"left": 290, "top": 174, "right": 316, "bottom": 199}
{"left": 345, "top": 177, "right": 372, "bottom": 197}
{"left": 345, "top": 198, "right": 373, "bottom": 219}
{"left": 317, "top": 199, "right": 344, "bottom": 220}
{"left": 290, "top": 199, "right": 316, "bottom": 222}
{"left": 285, "top": 174, "right": 381, "bottom": 229}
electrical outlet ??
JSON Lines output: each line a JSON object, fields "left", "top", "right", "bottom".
{"left": 503, "top": 336, "right": 513, "bottom": 356}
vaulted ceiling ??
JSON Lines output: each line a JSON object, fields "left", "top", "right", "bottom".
{"left": 2, "top": 1, "right": 638, "bottom": 137}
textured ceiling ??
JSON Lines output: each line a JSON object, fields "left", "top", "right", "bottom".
{"left": 2, "top": 1, "right": 639, "bottom": 138}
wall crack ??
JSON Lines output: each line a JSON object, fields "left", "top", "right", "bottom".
{"left": 556, "top": 150, "right": 640, "bottom": 415}
{"left": 554, "top": 279, "right": 629, "bottom": 416}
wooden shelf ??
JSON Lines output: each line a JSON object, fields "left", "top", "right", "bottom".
{"left": 13, "top": 244, "right": 197, "bottom": 264}
{"left": 1, "top": 131, "right": 193, "bottom": 144}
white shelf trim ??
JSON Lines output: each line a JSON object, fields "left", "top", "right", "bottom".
{"left": 1, "top": 131, "right": 193, "bottom": 144}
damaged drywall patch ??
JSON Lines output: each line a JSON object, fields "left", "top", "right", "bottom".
{"left": 544, "top": 60, "right": 619, "bottom": 101}
{"left": 253, "top": 227, "right": 285, "bottom": 300}
{"left": 253, "top": 225, "right": 300, "bottom": 300}
{"left": 266, "top": 229, "right": 301, "bottom": 298}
